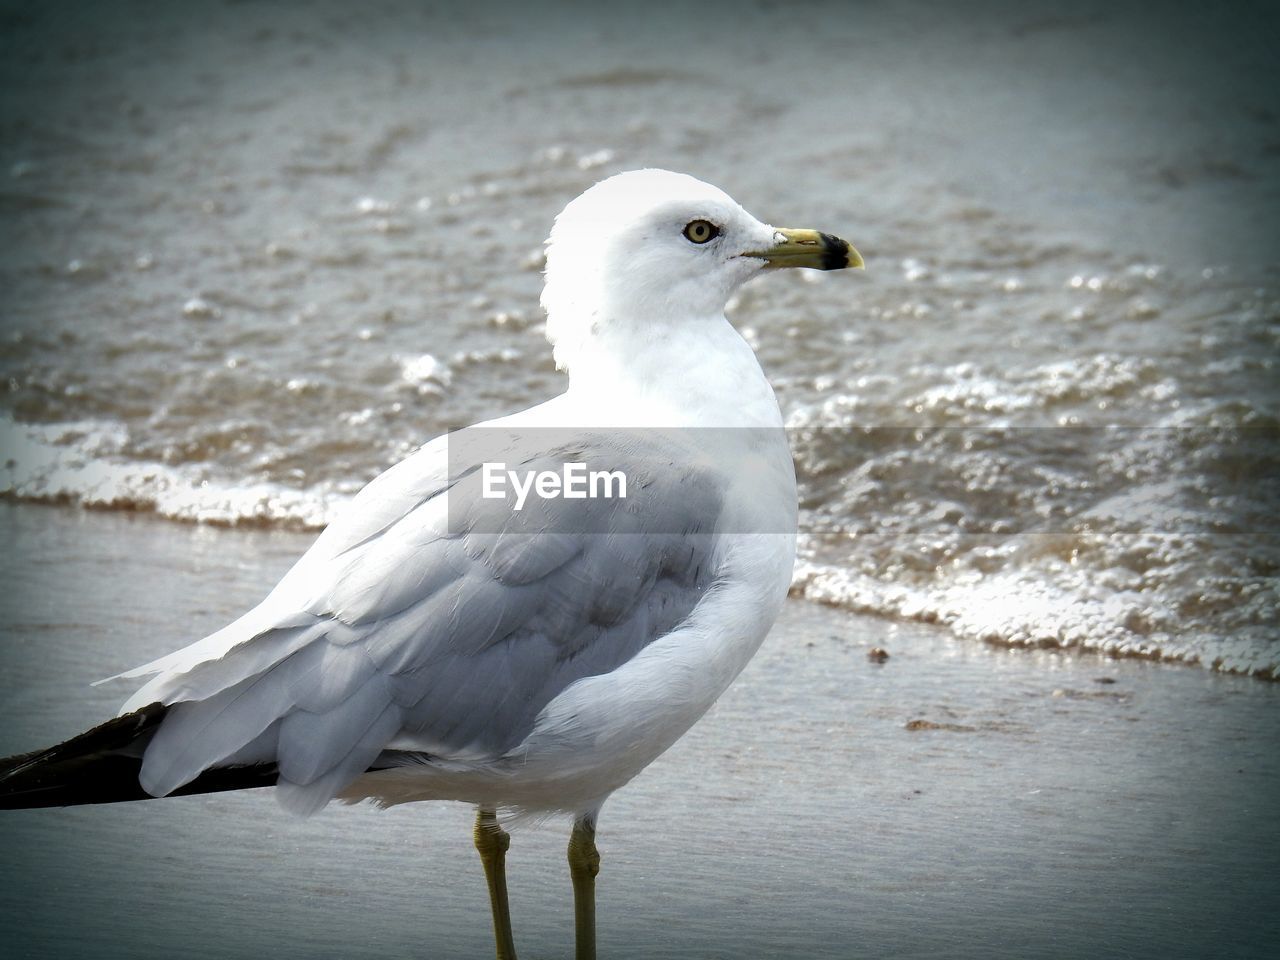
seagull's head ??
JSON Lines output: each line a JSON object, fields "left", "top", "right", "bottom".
{"left": 541, "top": 169, "right": 861, "bottom": 371}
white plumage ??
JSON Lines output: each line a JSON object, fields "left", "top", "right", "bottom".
{"left": 105, "top": 170, "right": 808, "bottom": 819}
{"left": 3, "top": 169, "right": 861, "bottom": 959}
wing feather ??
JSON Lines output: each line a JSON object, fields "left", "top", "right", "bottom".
{"left": 127, "top": 429, "right": 726, "bottom": 810}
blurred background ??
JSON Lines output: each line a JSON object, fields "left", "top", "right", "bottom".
{"left": 0, "top": 1, "right": 1277, "bottom": 957}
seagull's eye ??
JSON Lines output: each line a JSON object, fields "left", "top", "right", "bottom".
{"left": 682, "top": 219, "right": 720, "bottom": 244}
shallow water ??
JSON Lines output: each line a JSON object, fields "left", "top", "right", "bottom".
{"left": 1, "top": 503, "right": 1277, "bottom": 959}
{"left": 1, "top": 1, "right": 1277, "bottom": 675}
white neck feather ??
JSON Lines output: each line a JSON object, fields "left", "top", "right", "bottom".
{"left": 550, "top": 312, "right": 784, "bottom": 430}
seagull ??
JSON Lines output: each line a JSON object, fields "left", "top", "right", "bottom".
{"left": 0, "top": 169, "right": 861, "bottom": 959}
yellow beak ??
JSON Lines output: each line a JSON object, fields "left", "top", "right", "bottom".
{"left": 744, "top": 228, "right": 864, "bottom": 270}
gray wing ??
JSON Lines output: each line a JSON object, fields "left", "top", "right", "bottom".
{"left": 132, "top": 430, "right": 725, "bottom": 814}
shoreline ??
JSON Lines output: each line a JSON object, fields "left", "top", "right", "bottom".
{"left": 5, "top": 494, "right": 1274, "bottom": 682}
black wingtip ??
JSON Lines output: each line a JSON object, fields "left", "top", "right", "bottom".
{"left": 0, "top": 704, "right": 280, "bottom": 810}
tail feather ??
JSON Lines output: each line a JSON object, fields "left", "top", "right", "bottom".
{"left": 0, "top": 704, "right": 279, "bottom": 810}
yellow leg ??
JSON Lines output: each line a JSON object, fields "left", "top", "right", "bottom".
{"left": 474, "top": 807, "right": 518, "bottom": 960}
{"left": 567, "top": 816, "right": 601, "bottom": 960}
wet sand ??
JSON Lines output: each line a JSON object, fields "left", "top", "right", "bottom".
{"left": 1, "top": 501, "right": 1277, "bottom": 959}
